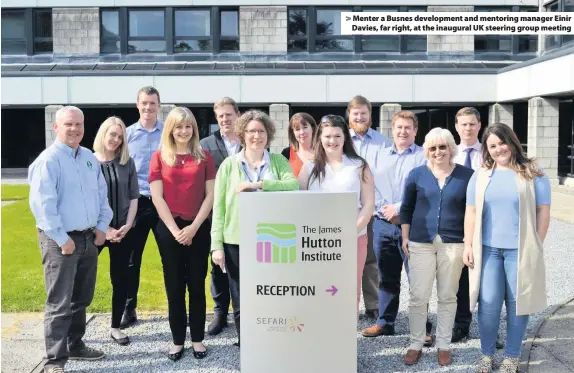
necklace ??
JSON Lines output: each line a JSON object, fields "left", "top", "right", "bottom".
{"left": 180, "top": 154, "right": 189, "bottom": 165}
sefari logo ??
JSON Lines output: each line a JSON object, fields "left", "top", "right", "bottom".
{"left": 256, "top": 316, "right": 305, "bottom": 332}
{"left": 256, "top": 223, "right": 296, "bottom": 264}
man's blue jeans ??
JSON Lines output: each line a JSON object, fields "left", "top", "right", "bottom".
{"left": 373, "top": 217, "right": 406, "bottom": 327}
{"left": 478, "top": 245, "right": 529, "bottom": 358}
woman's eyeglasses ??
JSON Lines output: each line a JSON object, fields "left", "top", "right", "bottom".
{"left": 245, "top": 129, "right": 266, "bottom": 135}
{"left": 428, "top": 144, "right": 448, "bottom": 152}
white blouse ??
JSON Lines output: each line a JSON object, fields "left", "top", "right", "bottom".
{"left": 304, "top": 155, "right": 365, "bottom": 236}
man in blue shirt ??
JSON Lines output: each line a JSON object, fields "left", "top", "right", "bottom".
{"left": 348, "top": 95, "right": 392, "bottom": 320}
{"left": 29, "top": 106, "right": 113, "bottom": 373}
{"left": 121, "top": 86, "right": 164, "bottom": 328}
{"left": 361, "top": 111, "right": 431, "bottom": 341}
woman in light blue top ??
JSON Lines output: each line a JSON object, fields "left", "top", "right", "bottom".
{"left": 463, "top": 123, "right": 551, "bottom": 373}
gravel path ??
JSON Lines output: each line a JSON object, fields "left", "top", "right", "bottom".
{"left": 66, "top": 219, "right": 574, "bottom": 373}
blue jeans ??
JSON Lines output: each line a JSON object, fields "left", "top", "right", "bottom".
{"left": 373, "top": 218, "right": 404, "bottom": 327}
{"left": 478, "top": 245, "right": 529, "bottom": 358}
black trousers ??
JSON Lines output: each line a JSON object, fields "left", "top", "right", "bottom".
{"left": 210, "top": 251, "right": 231, "bottom": 317}
{"left": 156, "top": 217, "right": 210, "bottom": 344}
{"left": 124, "top": 196, "right": 159, "bottom": 313}
{"left": 222, "top": 243, "right": 240, "bottom": 341}
{"left": 454, "top": 265, "right": 473, "bottom": 329}
{"left": 97, "top": 230, "right": 134, "bottom": 328}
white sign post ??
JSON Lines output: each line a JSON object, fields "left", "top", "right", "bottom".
{"left": 239, "top": 191, "right": 357, "bottom": 373}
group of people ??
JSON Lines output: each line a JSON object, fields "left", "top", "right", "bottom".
{"left": 28, "top": 87, "right": 551, "bottom": 373}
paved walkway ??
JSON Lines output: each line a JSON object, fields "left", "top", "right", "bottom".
{"left": 2, "top": 183, "right": 574, "bottom": 372}
{"left": 523, "top": 298, "right": 574, "bottom": 373}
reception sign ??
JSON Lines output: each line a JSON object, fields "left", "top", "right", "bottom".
{"left": 239, "top": 191, "right": 357, "bottom": 373}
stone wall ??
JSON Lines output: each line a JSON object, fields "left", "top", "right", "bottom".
{"left": 240, "top": 7, "right": 287, "bottom": 53}
{"left": 528, "top": 97, "right": 559, "bottom": 181}
{"left": 427, "top": 6, "right": 473, "bottom": 59}
{"left": 53, "top": 8, "right": 99, "bottom": 56}
{"left": 269, "top": 104, "right": 290, "bottom": 153}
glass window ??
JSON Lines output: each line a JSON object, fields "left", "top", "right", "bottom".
{"left": 360, "top": 8, "right": 399, "bottom": 52}
{"left": 101, "top": 10, "right": 120, "bottom": 54}
{"left": 518, "top": 7, "right": 538, "bottom": 53}
{"left": 316, "top": 9, "right": 346, "bottom": 36}
{"left": 1, "top": 10, "right": 26, "bottom": 54}
{"left": 288, "top": 8, "right": 307, "bottom": 52}
{"left": 175, "top": 9, "right": 210, "bottom": 37}
{"left": 404, "top": 8, "right": 427, "bottom": 52}
{"left": 129, "top": 10, "right": 165, "bottom": 37}
{"left": 220, "top": 9, "right": 239, "bottom": 52}
{"left": 475, "top": 7, "right": 512, "bottom": 52}
{"left": 128, "top": 9, "right": 165, "bottom": 53}
{"left": 563, "top": 0, "right": 573, "bottom": 44}
{"left": 221, "top": 10, "right": 238, "bottom": 37}
{"left": 34, "top": 10, "right": 52, "bottom": 53}
{"left": 101, "top": 10, "right": 119, "bottom": 38}
{"left": 545, "top": 2, "right": 561, "bottom": 49}
{"left": 315, "top": 8, "right": 353, "bottom": 52}
{"left": 174, "top": 9, "right": 211, "bottom": 53}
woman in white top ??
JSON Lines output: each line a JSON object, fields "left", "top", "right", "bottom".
{"left": 298, "top": 114, "right": 375, "bottom": 311}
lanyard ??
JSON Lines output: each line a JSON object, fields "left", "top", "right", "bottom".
{"left": 241, "top": 162, "right": 265, "bottom": 183}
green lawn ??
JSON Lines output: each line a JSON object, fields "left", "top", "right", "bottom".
{"left": 1, "top": 185, "right": 30, "bottom": 201}
{"left": 1, "top": 185, "right": 214, "bottom": 313}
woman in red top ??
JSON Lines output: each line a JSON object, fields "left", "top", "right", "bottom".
{"left": 281, "top": 112, "right": 317, "bottom": 177}
{"left": 149, "top": 107, "right": 216, "bottom": 361}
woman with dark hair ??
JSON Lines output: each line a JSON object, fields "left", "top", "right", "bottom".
{"left": 463, "top": 123, "right": 551, "bottom": 373}
{"left": 298, "top": 114, "right": 375, "bottom": 311}
{"left": 281, "top": 112, "right": 317, "bottom": 177}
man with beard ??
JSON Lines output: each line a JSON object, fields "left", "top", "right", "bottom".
{"left": 361, "top": 111, "right": 433, "bottom": 347}
{"left": 347, "top": 95, "right": 391, "bottom": 319}
{"left": 200, "top": 97, "right": 242, "bottom": 335}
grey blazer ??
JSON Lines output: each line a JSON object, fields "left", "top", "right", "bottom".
{"left": 200, "top": 130, "right": 242, "bottom": 170}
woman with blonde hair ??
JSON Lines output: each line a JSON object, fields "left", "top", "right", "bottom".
{"left": 149, "top": 107, "right": 216, "bottom": 361}
{"left": 400, "top": 127, "right": 474, "bottom": 366}
{"left": 211, "top": 109, "right": 299, "bottom": 347}
{"left": 93, "top": 116, "right": 139, "bottom": 346}
{"left": 464, "top": 123, "right": 551, "bottom": 373}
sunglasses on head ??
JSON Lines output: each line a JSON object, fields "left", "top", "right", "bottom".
{"left": 320, "top": 115, "right": 346, "bottom": 124}
{"left": 429, "top": 144, "right": 448, "bottom": 152}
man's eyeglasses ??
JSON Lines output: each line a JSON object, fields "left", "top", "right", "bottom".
{"left": 428, "top": 144, "right": 448, "bottom": 152}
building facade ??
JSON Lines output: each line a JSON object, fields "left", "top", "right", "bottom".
{"left": 1, "top": 0, "right": 573, "bottom": 183}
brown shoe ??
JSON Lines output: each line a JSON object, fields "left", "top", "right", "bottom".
{"left": 404, "top": 349, "right": 422, "bottom": 365}
{"left": 438, "top": 349, "right": 452, "bottom": 366}
{"left": 361, "top": 324, "right": 394, "bottom": 337}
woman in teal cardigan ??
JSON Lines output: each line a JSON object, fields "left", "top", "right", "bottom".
{"left": 210, "top": 109, "right": 299, "bottom": 347}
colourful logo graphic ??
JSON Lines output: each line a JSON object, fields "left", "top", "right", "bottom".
{"left": 288, "top": 317, "right": 305, "bottom": 332}
{"left": 256, "top": 223, "right": 296, "bottom": 264}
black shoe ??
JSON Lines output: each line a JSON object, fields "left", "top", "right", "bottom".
{"left": 496, "top": 333, "right": 504, "bottom": 349}
{"left": 110, "top": 333, "right": 130, "bottom": 346}
{"left": 168, "top": 346, "right": 184, "bottom": 361}
{"left": 192, "top": 345, "right": 208, "bottom": 359}
{"left": 365, "top": 309, "right": 379, "bottom": 320}
{"left": 207, "top": 314, "right": 228, "bottom": 336}
{"left": 119, "top": 310, "right": 137, "bottom": 330}
{"left": 68, "top": 346, "right": 105, "bottom": 360}
{"left": 451, "top": 326, "right": 469, "bottom": 343}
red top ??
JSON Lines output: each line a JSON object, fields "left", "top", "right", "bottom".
{"left": 149, "top": 150, "right": 216, "bottom": 221}
{"left": 288, "top": 147, "right": 304, "bottom": 177}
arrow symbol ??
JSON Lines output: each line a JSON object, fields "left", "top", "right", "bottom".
{"left": 325, "top": 285, "right": 338, "bottom": 296}
{"left": 345, "top": 16, "right": 350, "bottom": 21}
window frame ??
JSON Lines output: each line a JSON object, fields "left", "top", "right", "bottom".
{"left": 1, "top": 8, "right": 53, "bottom": 56}
{"left": 544, "top": 0, "right": 573, "bottom": 51}
{"left": 127, "top": 7, "right": 167, "bottom": 54}
{"left": 1, "top": 9, "right": 28, "bottom": 55}
{"left": 287, "top": 6, "right": 428, "bottom": 55}
{"left": 32, "top": 8, "right": 53, "bottom": 54}
{"left": 100, "top": 8, "right": 121, "bottom": 54}
{"left": 99, "top": 7, "right": 237, "bottom": 56}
